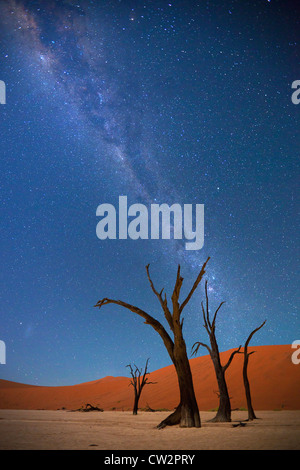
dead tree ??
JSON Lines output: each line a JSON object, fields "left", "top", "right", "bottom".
{"left": 192, "top": 280, "right": 241, "bottom": 422}
{"left": 127, "top": 358, "right": 156, "bottom": 415}
{"left": 94, "top": 257, "right": 210, "bottom": 428}
{"left": 243, "top": 321, "right": 266, "bottom": 420}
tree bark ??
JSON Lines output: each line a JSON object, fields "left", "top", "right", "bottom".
{"left": 243, "top": 352, "right": 256, "bottom": 420}
{"left": 127, "top": 359, "right": 155, "bottom": 415}
{"left": 157, "top": 340, "right": 200, "bottom": 429}
{"left": 210, "top": 354, "right": 231, "bottom": 422}
{"left": 133, "top": 391, "right": 139, "bottom": 415}
{"left": 173, "top": 337, "right": 200, "bottom": 428}
{"left": 243, "top": 321, "right": 266, "bottom": 420}
{"left": 192, "top": 280, "right": 241, "bottom": 422}
{"left": 95, "top": 257, "right": 210, "bottom": 428}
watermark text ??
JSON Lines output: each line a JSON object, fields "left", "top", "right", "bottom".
{"left": 291, "top": 340, "right": 300, "bottom": 365}
{"left": 96, "top": 196, "right": 204, "bottom": 251}
{"left": 291, "top": 80, "right": 300, "bottom": 104}
{"left": 0, "top": 80, "right": 6, "bottom": 104}
{"left": 0, "top": 340, "right": 6, "bottom": 364}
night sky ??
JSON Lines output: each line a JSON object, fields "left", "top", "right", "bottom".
{"left": 0, "top": 0, "right": 299, "bottom": 386}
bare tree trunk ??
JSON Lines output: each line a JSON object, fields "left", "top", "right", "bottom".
{"left": 210, "top": 356, "right": 231, "bottom": 422}
{"left": 127, "top": 359, "right": 156, "bottom": 415}
{"left": 95, "top": 257, "right": 210, "bottom": 428}
{"left": 156, "top": 340, "right": 200, "bottom": 429}
{"left": 192, "top": 280, "right": 241, "bottom": 422}
{"left": 173, "top": 338, "right": 200, "bottom": 428}
{"left": 243, "top": 321, "right": 266, "bottom": 420}
{"left": 243, "top": 353, "right": 256, "bottom": 420}
{"left": 158, "top": 356, "right": 200, "bottom": 429}
{"left": 133, "top": 391, "right": 139, "bottom": 415}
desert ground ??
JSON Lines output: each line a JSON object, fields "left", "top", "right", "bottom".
{"left": 0, "top": 409, "right": 299, "bottom": 450}
{"left": 1, "top": 345, "right": 299, "bottom": 450}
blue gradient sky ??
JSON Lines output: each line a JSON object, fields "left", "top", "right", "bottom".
{"left": 0, "top": 0, "right": 299, "bottom": 385}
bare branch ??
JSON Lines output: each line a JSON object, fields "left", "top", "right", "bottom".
{"left": 94, "top": 297, "right": 175, "bottom": 362}
{"left": 126, "top": 364, "right": 134, "bottom": 376}
{"left": 141, "top": 358, "right": 150, "bottom": 388}
{"left": 201, "top": 301, "right": 210, "bottom": 335}
{"left": 244, "top": 320, "right": 266, "bottom": 353}
{"left": 146, "top": 264, "right": 173, "bottom": 332}
{"left": 192, "top": 341, "right": 212, "bottom": 356}
{"left": 126, "top": 364, "right": 137, "bottom": 388}
{"left": 179, "top": 257, "right": 210, "bottom": 313}
{"left": 204, "top": 280, "right": 211, "bottom": 329}
{"left": 211, "top": 301, "right": 226, "bottom": 329}
{"left": 223, "top": 345, "right": 242, "bottom": 372}
{"left": 171, "top": 265, "right": 184, "bottom": 325}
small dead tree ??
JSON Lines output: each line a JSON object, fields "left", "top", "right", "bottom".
{"left": 243, "top": 320, "right": 266, "bottom": 420}
{"left": 127, "top": 358, "right": 156, "bottom": 415}
{"left": 192, "top": 280, "right": 241, "bottom": 422}
{"left": 95, "top": 257, "right": 210, "bottom": 428}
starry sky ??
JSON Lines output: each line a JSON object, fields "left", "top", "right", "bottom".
{"left": 0, "top": 0, "right": 299, "bottom": 386}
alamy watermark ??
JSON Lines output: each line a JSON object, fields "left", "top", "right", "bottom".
{"left": 0, "top": 80, "right": 6, "bottom": 104}
{"left": 291, "top": 340, "right": 300, "bottom": 365}
{"left": 0, "top": 340, "right": 6, "bottom": 364}
{"left": 96, "top": 196, "right": 204, "bottom": 251}
{"left": 291, "top": 80, "right": 300, "bottom": 105}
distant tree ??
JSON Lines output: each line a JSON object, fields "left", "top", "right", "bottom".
{"left": 95, "top": 257, "right": 210, "bottom": 428}
{"left": 126, "top": 358, "right": 156, "bottom": 415}
{"left": 192, "top": 280, "right": 241, "bottom": 422}
{"left": 242, "top": 321, "right": 266, "bottom": 420}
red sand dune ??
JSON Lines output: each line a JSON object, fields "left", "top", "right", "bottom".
{"left": 0, "top": 345, "right": 299, "bottom": 411}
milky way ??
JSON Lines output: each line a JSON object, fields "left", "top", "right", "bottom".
{"left": 1, "top": 0, "right": 219, "bottom": 273}
{"left": 0, "top": 0, "right": 299, "bottom": 384}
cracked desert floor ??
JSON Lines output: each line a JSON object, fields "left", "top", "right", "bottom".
{"left": 0, "top": 409, "right": 299, "bottom": 450}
